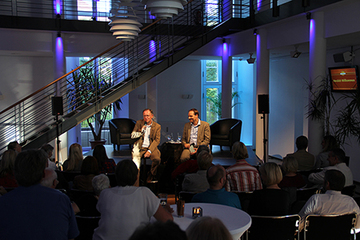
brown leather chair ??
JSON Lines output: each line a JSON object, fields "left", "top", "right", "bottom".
{"left": 210, "top": 118, "right": 242, "bottom": 151}
{"left": 109, "top": 118, "right": 137, "bottom": 151}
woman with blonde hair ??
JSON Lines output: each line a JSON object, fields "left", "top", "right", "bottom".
{"left": 62, "top": 143, "right": 83, "bottom": 172}
{"left": 248, "top": 162, "right": 290, "bottom": 216}
{"left": 0, "top": 150, "right": 18, "bottom": 187}
{"left": 279, "top": 156, "right": 306, "bottom": 188}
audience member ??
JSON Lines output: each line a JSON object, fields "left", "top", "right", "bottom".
{"left": 73, "top": 156, "right": 99, "bottom": 191}
{"left": 75, "top": 174, "right": 110, "bottom": 216}
{"left": 0, "top": 186, "right": 7, "bottom": 196}
{"left": 171, "top": 145, "right": 210, "bottom": 181}
{"left": 93, "top": 159, "right": 173, "bottom": 240}
{"left": 191, "top": 164, "right": 241, "bottom": 209}
{"left": 93, "top": 145, "right": 116, "bottom": 174}
{"left": 248, "top": 162, "right": 290, "bottom": 216}
{"left": 286, "top": 136, "right": 315, "bottom": 171}
{"left": 182, "top": 151, "right": 213, "bottom": 192}
{"left": 299, "top": 170, "right": 360, "bottom": 231}
{"left": 41, "top": 168, "right": 59, "bottom": 189}
{"left": 7, "top": 141, "right": 21, "bottom": 154}
{"left": 129, "top": 221, "right": 187, "bottom": 240}
{"left": 0, "top": 150, "right": 18, "bottom": 188}
{"left": 186, "top": 216, "right": 232, "bottom": 240}
{"left": 308, "top": 148, "right": 353, "bottom": 188}
{"left": 41, "top": 144, "right": 56, "bottom": 170}
{"left": 180, "top": 108, "right": 211, "bottom": 162}
{"left": 63, "top": 143, "right": 83, "bottom": 171}
{"left": 225, "top": 142, "right": 262, "bottom": 192}
{"left": 279, "top": 156, "right": 306, "bottom": 188}
{"left": 314, "top": 135, "right": 338, "bottom": 169}
{"left": 0, "top": 149, "right": 79, "bottom": 239}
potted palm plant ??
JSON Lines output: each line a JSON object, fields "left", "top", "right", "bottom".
{"left": 67, "top": 64, "right": 122, "bottom": 149}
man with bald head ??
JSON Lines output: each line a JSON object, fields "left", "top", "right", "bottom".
{"left": 191, "top": 164, "right": 241, "bottom": 209}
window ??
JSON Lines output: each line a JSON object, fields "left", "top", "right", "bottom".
{"left": 201, "top": 60, "right": 222, "bottom": 125}
{"left": 205, "top": 0, "right": 221, "bottom": 26}
{"left": 77, "top": 0, "right": 110, "bottom": 21}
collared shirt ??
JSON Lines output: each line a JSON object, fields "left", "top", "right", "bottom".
{"left": 308, "top": 162, "right": 353, "bottom": 187}
{"left": 190, "top": 119, "right": 201, "bottom": 146}
{"left": 225, "top": 159, "right": 263, "bottom": 192}
{"left": 142, "top": 123, "right": 152, "bottom": 148}
{"left": 298, "top": 190, "right": 360, "bottom": 231}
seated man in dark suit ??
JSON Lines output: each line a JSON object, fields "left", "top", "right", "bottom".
{"left": 191, "top": 164, "right": 241, "bottom": 209}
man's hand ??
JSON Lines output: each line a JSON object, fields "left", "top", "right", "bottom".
{"left": 190, "top": 147, "right": 198, "bottom": 155}
{"left": 144, "top": 151, "right": 151, "bottom": 158}
{"left": 184, "top": 143, "right": 190, "bottom": 149}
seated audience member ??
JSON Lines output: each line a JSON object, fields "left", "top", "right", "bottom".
{"left": 129, "top": 221, "right": 187, "bottom": 240}
{"left": 308, "top": 148, "right": 353, "bottom": 188}
{"left": 41, "top": 168, "right": 59, "bottom": 189}
{"left": 93, "top": 159, "right": 173, "bottom": 240}
{"left": 41, "top": 144, "right": 56, "bottom": 170}
{"left": 182, "top": 151, "right": 213, "bottom": 192}
{"left": 93, "top": 145, "right": 116, "bottom": 174}
{"left": 73, "top": 156, "right": 99, "bottom": 191}
{"left": 299, "top": 170, "right": 360, "bottom": 231}
{"left": 191, "top": 164, "right": 241, "bottom": 209}
{"left": 0, "top": 150, "right": 18, "bottom": 188}
{"left": 286, "top": 136, "right": 315, "bottom": 171}
{"left": 63, "top": 143, "right": 83, "bottom": 172}
{"left": 186, "top": 216, "right": 232, "bottom": 240}
{"left": 225, "top": 142, "right": 262, "bottom": 192}
{"left": 314, "top": 135, "right": 338, "bottom": 169}
{"left": 279, "top": 156, "right": 306, "bottom": 188}
{"left": 75, "top": 174, "right": 110, "bottom": 216}
{"left": 248, "top": 162, "right": 290, "bottom": 216}
{"left": 171, "top": 145, "right": 210, "bottom": 181}
{"left": 0, "top": 149, "right": 79, "bottom": 239}
{"left": 7, "top": 141, "right": 22, "bottom": 154}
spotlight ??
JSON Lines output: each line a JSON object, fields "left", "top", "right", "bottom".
{"left": 333, "top": 51, "right": 353, "bottom": 63}
{"left": 247, "top": 53, "right": 256, "bottom": 64}
{"left": 306, "top": 12, "right": 311, "bottom": 20}
{"left": 253, "top": 29, "right": 257, "bottom": 36}
{"left": 290, "top": 45, "right": 301, "bottom": 58}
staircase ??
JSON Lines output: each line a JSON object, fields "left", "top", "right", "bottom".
{"left": 0, "top": 0, "right": 250, "bottom": 153}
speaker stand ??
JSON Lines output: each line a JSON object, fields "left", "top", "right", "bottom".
{"left": 261, "top": 113, "right": 268, "bottom": 163}
{"left": 55, "top": 114, "right": 61, "bottom": 170}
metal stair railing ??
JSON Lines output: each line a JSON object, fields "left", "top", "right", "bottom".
{"left": 0, "top": 0, "right": 251, "bottom": 154}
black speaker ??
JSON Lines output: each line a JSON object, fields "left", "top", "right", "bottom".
{"left": 52, "top": 96, "right": 63, "bottom": 116}
{"left": 258, "top": 94, "right": 269, "bottom": 114}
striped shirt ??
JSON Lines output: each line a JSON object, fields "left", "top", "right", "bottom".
{"left": 225, "top": 159, "right": 263, "bottom": 192}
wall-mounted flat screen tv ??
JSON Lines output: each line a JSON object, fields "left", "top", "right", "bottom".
{"left": 329, "top": 66, "right": 358, "bottom": 91}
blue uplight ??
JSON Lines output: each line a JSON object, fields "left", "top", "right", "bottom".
{"left": 54, "top": 0, "right": 62, "bottom": 15}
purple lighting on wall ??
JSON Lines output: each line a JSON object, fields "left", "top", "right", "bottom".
{"left": 56, "top": 35, "right": 64, "bottom": 61}
{"left": 149, "top": 12, "right": 156, "bottom": 20}
{"left": 54, "top": 0, "right": 62, "bottom": 15}
{"left": 257, "top": 0, "right": 262, "bottom": 12}
{"left": 223, "top": 42, "right": 227, "bottom": 52}
{"left": 149, "top": 39, "right": 156, "bottom": 62}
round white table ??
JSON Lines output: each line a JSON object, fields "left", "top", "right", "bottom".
{"left": 170, "top": 203, "right": 252, "bottom": 240}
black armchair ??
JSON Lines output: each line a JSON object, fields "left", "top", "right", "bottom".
{"left": 210, "top": 118, "right": 242, "bottom": 151}
{"left": 109, "top": 118, "right": 137, "bottom": 151}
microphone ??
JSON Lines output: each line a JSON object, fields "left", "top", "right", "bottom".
{"left": 142, "top": 123, "right": 147, "bottom": 134}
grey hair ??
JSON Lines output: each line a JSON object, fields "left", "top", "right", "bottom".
{"left": 92, "top": 174, "right": 110, "bottom": 196}
{"left": 40, "top": 168, "right": 57, "bottom": 188}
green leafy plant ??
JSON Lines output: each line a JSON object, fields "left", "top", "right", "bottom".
{"left": 66, "top": 65, "right": 122, "bottom": 141}
{"left": 207, "top": 91, "right": 240, "bottom": 120}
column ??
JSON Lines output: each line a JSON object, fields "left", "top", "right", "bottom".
{"left": 222, "top": 39, "right": 232, "bottom": 119}
{"left": 308, "top": 12, "right": 326, "bottom": 155}
{"left": 255, "top": 29, "right": 269, "bottom": 162}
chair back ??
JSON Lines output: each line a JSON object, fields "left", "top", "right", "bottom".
{"left": 304, "top": 213, "right": 356, "bottom": 240}
{"left": 75, "top": 215, "right": 101, "bottom": 240}
{"left": 233, "top": 191, "right": 253, "bottom": 213}
{"left": 210, "top": 118, "right": 241, "bottom": 135}
{"left": 179, "top": 191, "right": 197, "bottom": 203}
{"left": 248, "top": 214, "right": 300, "bottom": 240}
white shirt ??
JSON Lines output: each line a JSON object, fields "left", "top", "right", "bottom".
{"left": 190, "top": 119, "right": 201, "bottom": 146}
{"left": 93, "top": 186, "right": 160, "bottom": 240}
{"left": 299, "top": 190, "right": 360, "bottom": 231}
{"left": 142, "top": 123, "right": 152, "bottom": 148}
{"left": 308, "top": 163, "right": 353, "bottom": 187}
